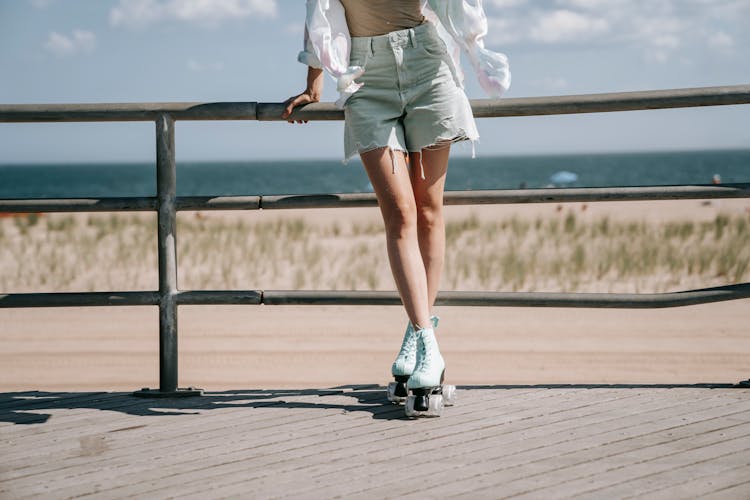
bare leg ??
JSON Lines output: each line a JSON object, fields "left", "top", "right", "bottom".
{"left": 409, "top": 145, "right": 450, "bottom": 309}
{"left": 360, "top": 147, "right": 431, "bottom": 330}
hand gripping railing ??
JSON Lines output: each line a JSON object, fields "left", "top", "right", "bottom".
{"left": 1, "top": 84, "right": 749, "bottom": 396}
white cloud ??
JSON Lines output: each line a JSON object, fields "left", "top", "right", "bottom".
{"left": 532, "top": 76, "right": 569, "bottom": 91}
{"left": 708, "top": 31, "right": 734, "bottom": 50}
{"left": 529, "top": 10, "right": 609, "bottom": 43}
{"left": 187, "top": 59, "right": 224, "bottom": 72}
{"left": 44, "top": 30, "right": 96, "bottom": 57}
{"left": 486, "top": 0, "right": 528, "bottom": 7}
{"left": 484, "top": 0, "right": 747, "bottom": 64}
{"left": 284, "top": 22, "right": 304, "bottom": 36}
{"left": 110, "top": 0, "right": 278, "bottom": 28}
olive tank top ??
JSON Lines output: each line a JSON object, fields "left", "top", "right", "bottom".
{"left": 340, "top": 0, "right": 425, "bottom": 37}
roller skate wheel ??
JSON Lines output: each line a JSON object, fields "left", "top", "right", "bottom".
{"left": 405, "top": 396, "right": 418, "bottom": 417}
{"left": 404, "top": 394, "right": 444, "bottom": 417}
{"left": 429, "top": 394, "right": 444, "bottom": 415}
{"left": 442, "top": 384, "right": 457, "bottom": 406}
{"left": 387, "top": 382, "right": 406, "bottom": 404}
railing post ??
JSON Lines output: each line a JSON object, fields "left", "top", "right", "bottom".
{"left": 133, "top": 113, "right": 202, "bottom": 398}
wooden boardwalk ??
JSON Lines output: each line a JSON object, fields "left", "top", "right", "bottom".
{"left": 1, "top": 385, "right": 749, "bottom": 499}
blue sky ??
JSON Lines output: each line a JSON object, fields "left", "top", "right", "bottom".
{"left": 0, "top": 0, "right": 748, "bottom": 164}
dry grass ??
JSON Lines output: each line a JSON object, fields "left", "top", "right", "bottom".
{"left": 444, "top": 212, "right": 750, "bottom": 293}
{"left": 1, "top": 209, "right": 748, "bottom": 294}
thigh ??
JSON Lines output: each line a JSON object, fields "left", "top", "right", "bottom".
{"left": 409, "top": 145, "right": 450, "bottom": 208}
{"left": 360, "top": 147, "right": 415, "bottom": 218}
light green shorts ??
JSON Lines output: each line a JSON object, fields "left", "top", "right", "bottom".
{"left": 343, "top": 22, "right": 479, "bottom": 164}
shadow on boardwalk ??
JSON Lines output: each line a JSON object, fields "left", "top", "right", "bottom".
{"left": 1, "top": 383, "right": 742, "bottom": 426}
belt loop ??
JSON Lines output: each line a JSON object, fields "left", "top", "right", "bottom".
{"left": 408, "top": 28, "right": 417, "bottom": 48}
{"left": 369, "top": 37, "right": 375, "bottom": 57}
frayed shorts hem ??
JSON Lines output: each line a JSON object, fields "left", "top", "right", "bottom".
{"left": 342, "top": 132, "right": 478, "bottom": 165}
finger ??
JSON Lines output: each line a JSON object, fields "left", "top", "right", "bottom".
{"left": 282, "top": 96, "right": 301, "bottom": 119}
{"left": 282, "top": 102, "right": 294, "bottom": 119}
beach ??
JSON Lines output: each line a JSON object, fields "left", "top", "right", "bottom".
{"left": 1, "top": 198, "right": 749, "bottom": 391}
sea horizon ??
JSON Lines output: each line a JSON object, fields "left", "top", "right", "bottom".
{"left": 1, "top": 148, "right": 748, "bottom": 199}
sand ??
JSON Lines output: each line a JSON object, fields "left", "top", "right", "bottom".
{"left": 1, "top": 199, "right": 749, "bottom": 391}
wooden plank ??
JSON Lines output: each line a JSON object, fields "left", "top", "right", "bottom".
{"left": 19, "top": 388, "right": 548, "bottom": 498}
{"left": 577, "top": 455, "right": 750, "bottom": 499}
{"left": 308, "top": 391, "right": 750, "bottom": 498}
{"left": 154, "top": 390, "right": 716, "bottom": 498}
{"left": 1, "top": 387, "right": 409, "bottom": 494}
{"left": 699, "top": 480, "right": 750, "bottom": 500}
{"left": 0, "top": 393, "right": 195, "bottom": 439}
{"left": 481, "top": 423, "right": 750, "bottom": 499}
{"left": 0, "top": 399, "right": 349, "bottom": 496}
{"left": 646, "top": 463, "right": 750, "bottom": 499}
{"left": 441, "top": 401, "right": 750, "bottom": 498}
{"left": 0, "top": 392, "right": 133, "bottom": 427}
{"left": 2, "top": 388, "right": 749, "bottom": 499}
{"left": 1, "top": 392, "right": 344, "bottom": 480}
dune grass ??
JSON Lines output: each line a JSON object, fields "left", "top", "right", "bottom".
{"left": 1, "top": 209, "right": 748, "bottom": 293}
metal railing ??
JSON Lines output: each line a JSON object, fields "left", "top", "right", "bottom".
{"left": 2, "top": 84, "right": 749, "bottom": 396}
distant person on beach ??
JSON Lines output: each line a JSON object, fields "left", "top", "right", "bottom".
{"left": 282, "top": 0, "right": 510, "bottom": 417}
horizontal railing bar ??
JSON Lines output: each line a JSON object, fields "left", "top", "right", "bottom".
{"left": 1, "top": 85, "right": 747, "bottom": 123}
{"left": 449, "top": 184, "right": 750, "bottom": 204}
{"left": 2, "top": 184, "right": 748, "bottom": 213}
{"left": 261, "top": 183, "right": 750, "bottom": 209}
{"left": 0, "top": 291, "right": 160, "bottom": 308}
{"left": 469, "top": 84, "right": 750, "bottom": 118}
{"left": 175, "top": 290, "right": 262, "bottom": 305}
{"left": 0, "top": 102, "right": 258, "bottom": 123}
{"left": 259, "top": 84, "right": 750, "bottom": 121}
{"left": 266, "top": 283, "right": 750, "bottom": 308}
{"left": 175, "top": 196, "right": 261, "bottom": 211}
{"left": 3, "top": 284, "right": 747, "bottom": 309}
{"left": 0, "top": 197, "right": 157, "bottom": 213}
{"left": 260, "top": 192, "right": 376, "bottom": 209}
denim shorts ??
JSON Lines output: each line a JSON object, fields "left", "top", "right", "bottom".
{"left": 343, "top": 22, "right": 479, "bottom": 163}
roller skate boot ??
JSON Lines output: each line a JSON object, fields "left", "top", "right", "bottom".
{"left": 405, "top": 327, "right": 456, "bottom": 417}
{"left": 387, "top": 316, "right": 439, "bottom": 404}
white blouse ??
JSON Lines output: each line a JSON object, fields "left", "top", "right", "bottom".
{"left": 299, "top": 0, "right": 511, "bottom": 108}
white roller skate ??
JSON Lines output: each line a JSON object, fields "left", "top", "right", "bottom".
{"left": 405, "top": 327, "right": 456, "bottom": 418}
{"left": 387, "top": 316, "right": 439, "bottom": 404}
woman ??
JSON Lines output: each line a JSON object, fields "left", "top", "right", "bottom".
{"left": 283, "top": 0, "right": 510, "bottom": 417}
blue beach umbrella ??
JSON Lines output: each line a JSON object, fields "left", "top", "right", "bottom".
{"left": 549, "top": 170, "right": 578, "bottom": 186}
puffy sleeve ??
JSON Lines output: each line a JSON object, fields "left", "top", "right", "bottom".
{"left": 298, "top": 25, "right": 323, "bottom": 69}
{"left": 297, "top": 0, "right": 366, "bottom": 108}
{"left": 425, "top": 0, "right": 511, "bottom": 97}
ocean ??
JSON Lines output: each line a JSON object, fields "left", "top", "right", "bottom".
{"left": 0, "top": 149, "right": 748, "bottom": 199}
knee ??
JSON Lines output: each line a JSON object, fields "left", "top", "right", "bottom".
{"left": 416, "top": 202, "right": 443, "bottom": 230}
{"left": 382, "top": 200, "right": 417, "bottom": 239}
